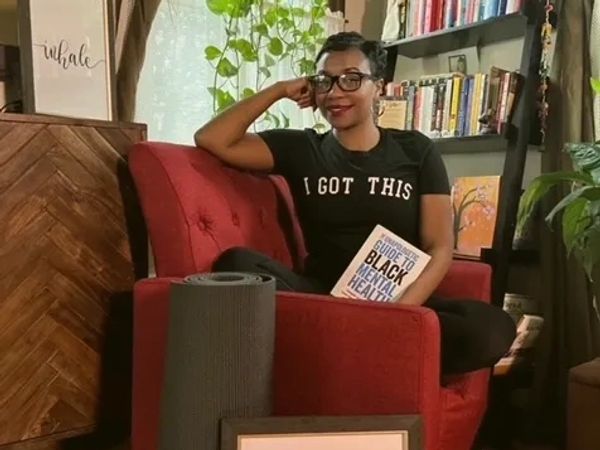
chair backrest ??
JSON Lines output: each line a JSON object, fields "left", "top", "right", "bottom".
{"left": 129, "top": 142, "right": 305, "bottom": 278}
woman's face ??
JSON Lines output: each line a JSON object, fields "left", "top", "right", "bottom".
{"left": 313, "top": 48, "right": 381, "bottom": 130}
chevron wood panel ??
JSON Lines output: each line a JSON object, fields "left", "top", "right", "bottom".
{"left": 0, "top": 114, "right": 146, "bottom": 449}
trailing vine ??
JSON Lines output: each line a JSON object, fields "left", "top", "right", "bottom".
{"left": 205, "top": 0, "right": 329, "bottom": 129}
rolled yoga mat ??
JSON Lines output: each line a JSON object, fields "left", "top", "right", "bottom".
{"left": 158, "top": 272, "right": 276, "bottom": 450}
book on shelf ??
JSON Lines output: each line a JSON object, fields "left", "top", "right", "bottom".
{"left": 378, "top": 67, "right": 523, "bottom": 139}
{"left": 494, "top": 314, "right": 544, "bottom": 375}
{"left": 330, "top": 224, "right": 431, "bottom": 303}
{"left": 451, "top": 175, "right": 501, "bottom": 259}
{"left": 382, "top": 0, "right": 524, "bottom": 42}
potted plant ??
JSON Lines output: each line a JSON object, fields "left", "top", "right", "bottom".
{"left": 517, "top": 79, "right": 600, "bottom": 308}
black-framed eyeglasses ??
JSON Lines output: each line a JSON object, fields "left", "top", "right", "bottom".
{"left": 308, "top": 72, "right": 377, "bottom": 94}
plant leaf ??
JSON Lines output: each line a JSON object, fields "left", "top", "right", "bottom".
{"left": 546, "top": 186, "right": 597, "bottom": 226}
{"left": 204, "top": 45, "right": 221, "bottom": 61}
{"left": 517, "top": 171, "right": 594, "bottom": 232}
{"left": 565, "top": 142, "right": 600, "bottom": 183}
{"left": 309, "top": 23, "right": 324, "bottom": 36}
{"left": 252, "top": 24, "right": 269, "bottom": 37}
{"left": 291, "top": 7, "right": 305, "bottom": 17}
{"left": 264, "top": 55, "right": 276, "bottom": 67}
{"left": 268, "top": 38, "right": 283, "bottom": 56}
{"left": 297, "top": 58, "right": 315, "bottom": 75}
{"left": 216, "top": 57, "right": 238, "bottom": 77}
{"left": 231, "top": 39, "right": 257, "bottom": 62}
{"left": 206, "top": 0, "right": 229, "bottom": 15}
{"left": 207, "top": 87, "right": 235, "bottom": 113}
{"left": 264, "top": 8, "right": 278, "bottom": 26}
{"left": 282, "top": 113, "right": 290, "bottom": 128}
{"left": 562, "top": 198, "right": 590, "bottom": 256}
{"left": 242, "top": 87, "right": 255, "bottom": 99}
{"left": 580, "top": 228, "right": 600, "bottom": 278}
{"left": 591, "top": 78, "right": 600, "bottom": 95}
{"left": 259, "top": 67, "right": 272, "bottom": 79}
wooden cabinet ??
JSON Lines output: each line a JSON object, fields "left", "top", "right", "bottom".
{"left": 0, "top": 113, "right": 147, "bottom": 449}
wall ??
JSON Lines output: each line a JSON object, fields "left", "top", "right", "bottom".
{"left": 344, "top": 1, "right": 542, "bottom": 187}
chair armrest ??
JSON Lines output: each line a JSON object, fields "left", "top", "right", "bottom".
{"left": 132, "top": 277, "right": 182, "bottom": 450}
{"left": 434, "top": 260, "right": 492, "bottom": 303}
{"left": 274, "top": 291, "right": 442, "bottom": 431}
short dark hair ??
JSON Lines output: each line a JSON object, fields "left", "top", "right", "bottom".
{"left": 315, "top": 31, "right": 388, "bottom": 80}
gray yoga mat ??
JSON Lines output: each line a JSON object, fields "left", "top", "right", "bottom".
{"left": 158, "top": 272, "right": 276, "bottom": 450}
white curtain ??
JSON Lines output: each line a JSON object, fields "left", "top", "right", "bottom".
{"left": 591, "top": 0, "right": 600, "bottom": 141}
{"left": 135, "top": 0, "right": 344, "bottom": 144}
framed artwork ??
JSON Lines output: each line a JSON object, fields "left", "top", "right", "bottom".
{"left": 18, "top": 0, "right": 116, "bottom": 121}
{"left": 221, "top": 415, "right": 422, "bottom": 450}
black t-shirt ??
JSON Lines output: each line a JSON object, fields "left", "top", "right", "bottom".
{"left": 258, "top": 127, "right": 450, "bottom": 288}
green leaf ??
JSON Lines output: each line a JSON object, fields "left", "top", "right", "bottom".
{"left": 216, "top": 57, "right": 238, "bottom": 77}
{"left": 207, "top": 87, "right": 235, "bottom": 112}
{"left": 545, "top": 186, "right": 598, "bottom": 226}
{"left": 264, "top": 54, "right": 276, "bottom": 67}
{"left": 580, "top": 228, "right": 600, "bottom": 277}
{"left": 280, "top": 18, "right": 294, "bottom": 30}
{"left": 259, "top": 67, "right": 272, "bottom": 78}
{"left": 204, "top": 45, "right": 221, "bottom": 61}
{"left": 291, "top": 7, "right": 305, "bottom": 17}
{"left": 562, "top": 198, "right": 590, "bottom": 256}
{"left": 231, "top": 39, "right": 258, "bottom": 62}
{"left": 591, "top": 78, "right": 600, "bottom": 95}
{"left": 309, "top": 23, "right": 324, "bottom": 36}
{"left": 242, "top": 87, "right": 255, "bottom": 99}
{"left": 282, "top": 113, "right": 290, "bottom": 128}
{"left": 268, "top": 37, "right": 283, "bottom": 56}
{"left": 206, "top": 0, "right": 229, "bottom": 15}
{"left": 229, "top": 0, "right": 252, "bottom": 18}
{"left": 517, "top": 171, "right": 595, "bottom": 233}
{"left": 264, "top": 8, "right": 278, "bottom": 26}
{"left": 297, "top": 58, "right": 315, "bottom": 75}
{"left": 311, "top": 5, "right": 326, "bottom": 19}
{"left": 252, "top": 23, "right": 269, "bottom": 37}
{"left": 566, "top": 142, "right": 600, "bottom": 183}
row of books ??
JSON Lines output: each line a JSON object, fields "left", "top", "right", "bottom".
{"left": 378, "top": 67, "right": 523, "bottom": 139}
{"left": 384, "top": 0, "right": 523, "bottom": 41}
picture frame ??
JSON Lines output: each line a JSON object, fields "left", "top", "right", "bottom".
{"left": 18, "top": 0, "right": 117, "bottom": 121}
{"left": 448, "top": 54, "right": 467, "bottom": 74}
{"left": 221, "top": 415, "right": 422, "bottom": 450}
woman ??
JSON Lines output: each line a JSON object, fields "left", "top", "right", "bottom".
{"left": 194, "top": 31, "right": 515, "bottom": 374}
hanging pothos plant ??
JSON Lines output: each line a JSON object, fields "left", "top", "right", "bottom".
{"left": 204, "top": 0, "right": 329, "bottom": 129}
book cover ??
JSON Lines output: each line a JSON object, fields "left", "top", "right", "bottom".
{"left": 452, "top": 175, "right": 501, "bottom": 258}
{"left": 378, "top": 98, "right": 408, "bottom": 130}
{"left": 330, "top": 224, "right": 431, "bottom": 303}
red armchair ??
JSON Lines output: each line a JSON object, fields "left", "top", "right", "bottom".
{"left": 129, "top": 142, "right": 492, "bottom": 450}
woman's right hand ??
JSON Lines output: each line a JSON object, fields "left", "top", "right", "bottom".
{"left": 278, "top": 78, "right": 314, "bottom": 109}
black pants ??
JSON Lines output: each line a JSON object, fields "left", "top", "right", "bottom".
{"left": 214, "top": 247, "right": 516, "bottom": 375}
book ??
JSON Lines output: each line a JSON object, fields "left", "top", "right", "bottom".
{"left": 330, "top": 224, "right": 431, "bottom": 302}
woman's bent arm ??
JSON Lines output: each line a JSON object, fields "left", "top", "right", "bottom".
{"left": 193, "top": 78, "right": 311, "bottom": 171}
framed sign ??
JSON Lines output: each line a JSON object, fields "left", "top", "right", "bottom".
{"left": 221, "top": 416, "right": 422, "bottom": 450}
{"left": 18, "top": 0, "right": 116, "bottom": 121}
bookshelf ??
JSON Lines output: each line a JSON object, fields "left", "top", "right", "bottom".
{"left": 382, "top": 2, "right": 546, "bottom": 306}
{"left": 383, "top": 12, "right": 528, "bottom": 60}
{"left": 433, "top": 134, "right": 507, "bottom": 154}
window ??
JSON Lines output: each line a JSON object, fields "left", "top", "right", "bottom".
{"left": 136, "top": 0, "right": 344, "bottom": 144}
